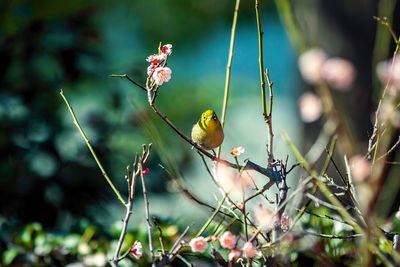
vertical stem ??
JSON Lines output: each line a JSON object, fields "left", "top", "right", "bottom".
{"left": 255, "top": 0, "right": 267, "bottom": 119}
{"left": 265, "top": 70, "right": 275, "bottom": 163}
{"left": 217, "top": 0, "right": 240, "bottom": 158}
{"left": 59, "top": 90, "right": 127, "bottom": 207}
{"left": 111, "top": 169, "right": 139, "bottom": 265}
{"left": 140, "top": 164, "right": 156, "bottom": 267}
{"left": 196, "top": 196, "right": 227, "bottom": 237}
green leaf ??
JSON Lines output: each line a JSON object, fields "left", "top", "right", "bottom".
{"left": 3, "top": 248, "right": 18, "bottom": 265}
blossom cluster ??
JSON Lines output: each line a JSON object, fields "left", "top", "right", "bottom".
{"left": 146, "top": 44, "right": 173, "bottom": 86}
{"left": 187, "top": 204, "right": 289, "bottom": 262}
{"left": 297, "top": 48, "right": 357, "bottom": 123}
{"left": 189, "top": 231, "right": 261, "bottom": 262}
{"left": 298, "top": 47, "right": 356, "bottom": 91}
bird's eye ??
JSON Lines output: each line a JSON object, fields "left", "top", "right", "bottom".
{"left": 203, "top": 116, "right": 207, "bottom": 120}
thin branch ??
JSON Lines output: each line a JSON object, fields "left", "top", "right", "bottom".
{"left": 265, "top": 69, "right": 275, "bottom": 164}
{"left": 140, "top": 163, "right": 156, "bottom": 267}
{"left": 377, "top": 135, "right": 400, "bottom": 160}
{"left": 60, "top": 90, "right": 127, "bottom": 207}
{"left": 306, "top": 193, "right": 342, "bottom": 212}
{"left": 255, "top": 0, "right": 267, "bottom": 120}
{"left": 111, "top": 167, "right": 139, "bottom": 266}
{"left": 217, "top": 0, "right": 240, "bottom": 158}
{"left": 394, "top": 235, "right": 400, "bottom": 252}
{"left": 176, "top": 255, "right": 193, "bottom": 267}
{"left": 153, "top": 218, "right": 166, "bottom": 256}
{"left": 110, "top": 74, "right": 147, "bottom": 91}
{"left": 373, "top": 16, "right": 400, "bottom": 45}
{"left": 298, "top": 209, "right": 353, "bottom": 226}
{"left": 111, "top": 145, "right": 152, "bottom": 266}
{"left": 196, "top": 195, "right": 227, "bottom": 237}
{"left": 169, "top": 225, "right": 191, "bottom": 262}
{"left": 303, "top": 230, "right": 362, "bottom": 239}
{"left": 158, "top": 164, "right": 235, "bottom": 219}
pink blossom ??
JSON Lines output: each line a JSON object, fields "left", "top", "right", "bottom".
{"left": 230, "top": 146, "right": 245, "bottom": 157}
{"left": 213, "top": 165, "right": 253, "bottom": 198}
{"left": 211, "top": 235, "right": 219, "bottom": 242}
{"left": 219, "top": 231, "right": 237, "bottom": 250}
{"left": 130, "top": 241, "right": 143, "bottom": 260}
{"left": 142, "top": 168, "right": 150, "bottom": 175}
{"left": 253, "top": 204, "right": 273, "bottom": 230}
{"left": 236, "top": 202, "right": 244, "bottom": 211}
{"left": 321, "top": 57, "right": 356, "bottom": 91}
{"left": 280, "top": 213, "right": 290, "bottom": 231}
{"left": 376, "top": 57, "right": 400, "bottom": 96}
{"left": 161, "top": 44, "right": 173, "bottom": 55}
{"left": 298, "top": 92, "right": 322, "bottom": 123}
{"left": 151, "top": 67, "right": 172, "bottom": 86}
{"left": 228, "top": 249, "right": 241, "bottom": 262}
{"left": 298, "top": 48, "right": 328, "bottom": 85}
{"left": 349, "top": 155, "right": 371, "bottom": 182}
{"left": 242, "top": 242, "right": 261, "bottom": 259}
{"left": 146, "top": 54, "right": 166, "bottom": 64}
{"left": 189, "top": 237, "right": 208, "bottom": 253}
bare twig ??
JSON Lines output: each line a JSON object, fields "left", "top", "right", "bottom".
{"left": 255, "top": 0, "right": 267, "bottom": 120}
{"left": 176, "top": 255, "right": 193, "bottom": 267}
{"left": 168, "top": 225, "right": 191, "bottom": 262}
{"left": 140, "top": 163, "right": 156, "bottom": 266}
{"left": 299, "top": 209, "right": 353, "bottom": 226}
{"left": 265, "top": 69, "right": 275, "bottom": 164}
{"left": 377, "top": 135, "right": 400, "bottom": 160}
{"left": 394, "top": 235, "right": 400, "bottom": 252}
{"left": 303, "top": 230, "right": 362, "bottom": 239}
{"left": 110, "top": 74, "right": 147, "bottom": 91}
{"left": 159, "top": 164, "right": 235, "bottom": 219}
{"left": 111, "top": 167, "right": 138, "bottom": 266}
{"left": 60, "top": 90, "right": 127, "bottom": 207}
{"left": 217, "top": 0, "right": 240, "bottom": 158}
{"left": 111, "top": 145, "right": 152, "bottom": 266}
{"left": 153, "top": 218, "right": 166, "bottom": 256}
{"left": 196, "top": 196, "right": 227, "bottom": 237}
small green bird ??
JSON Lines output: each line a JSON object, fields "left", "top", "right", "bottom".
{"left": 191, "top": 109, "right": 224, "bottom": 150}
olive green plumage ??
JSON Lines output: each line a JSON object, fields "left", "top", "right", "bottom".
{"left": 191, "top": 109, "right": 224, "bottom": 150}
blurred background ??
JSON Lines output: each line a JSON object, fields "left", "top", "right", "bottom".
{"left": 0, "top": 0, "right": 399, "bottom": 265}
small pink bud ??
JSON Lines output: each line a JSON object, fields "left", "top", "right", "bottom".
{"left": 236, "top": 202, "right": 244, "bottom": 211}
{"left": 211, "top": 235, "right": 219, "bottom": 242}
{"left": 280, "top": 213, "right": 290, "bottom": 231}
{"left": 142, "top": 168, "right": 150, "bottom": 175}
{"left": 161, "top": 44, "right": 173, "bottom": 55}
{"left": 146, "top": 54, "right": 166, "bottom": 65}
{"left": 230, "top": 146, "right": 245, "bottom": 157}
{"left": 130, "top": 241, "right": 143, "bottom": 260}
